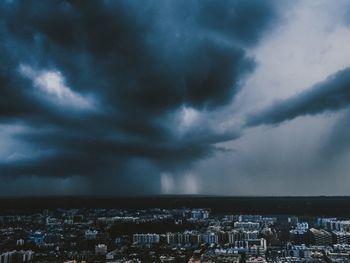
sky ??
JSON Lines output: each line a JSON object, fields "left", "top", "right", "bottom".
{"left": 1, "top": 0, "right": 350, "bottom": 196}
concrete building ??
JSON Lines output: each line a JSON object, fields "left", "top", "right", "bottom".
{"left": 234, "top": 222, "right": 260, "bottom": 230}
{"left": 133, "top": 233, "right": 160, "bottom": 244}
{"left": 296, "top": 222, "right": 309, "bottom": 231}
{"left": 332, "top": 231, "right": 350, "bottom": 244}
{"left": 288, "top": 217, "right": 299, "bottom": 225}
{"left": 246, "top": 256, "right": 267, "bottom": 263}
{"left": 229, "top": 230, "right": 259, "bottom": 244}
{"left": 190, "top": 209, "right": 209, "bottom": 220}
{"left": 290, "top": 244, "right": 312, "bottom": 259}
{"left": 309, "top": 228, "right": 333, "bottom": 246}
{"left": 95, "top": 244, "right": 107, "bottom": 255}
{"left": 289, "top": 230, "right": 309, "bottom": 245}
{"left": 84, "top": 230, "right": 98, "bottom": 240}
{"left": 289, "top": 222, "right": 310, "bottom": 244}
{"left": 0, "top": 250, "right": 34, "bottom": 263}
{"left": 202, "top": 232, "right": 219, "bottom": 245}
{"left": 238, "top": 215, "right": 262, "bottom": 222}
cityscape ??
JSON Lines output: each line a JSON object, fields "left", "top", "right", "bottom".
{"left": 2, "top": 206, "right": 350, "bottom": 262}
{"left": 1, "top": 1, "right": 350, "bottom": 262}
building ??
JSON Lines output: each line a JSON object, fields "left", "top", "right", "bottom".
{"left": 133, "top": 233, "right": 160, "bottom": 244}
{"left": 234, "top": 222, "right": 260, "bottom": 230}
{"left": 332, "top": 231, "right": 350, "bottom": 244}
{"left": 228, "top": 231, "right": 237, "bottom": 244}
{"left": 247, "top": 239, "right": 267, "bottom": 255}
{"left": 317, "top": 218, "right": 337, "bottom": 229}
{"left": 309, "top": 228, "right": 332, "bottom": 245}
{"left": 217, "top": 231, "right": 229, "bottom": 244}
{"left": 289, "top": 222, "right": 310, "bottom": 244}
{"left": 229, "top": 230, "right": 259, "bottom": 244}
{"left": 0, "top": 250, "right": 34, "bottom": 263}
{"left": 16, "top": 239, "right": 24, "bottom": 246}
{"left": 0, "top": 251, "right": 16, "bottom": 263}
{"left": 190, "top": 209, "right": 209, "bottom": 220}
{"left": 201, "top": 249, "right": 240, "bottom": 263}
{"left": 84, "top": 230, "right": 98, "bottom": 240}
{"left": 238, "top": 215, "right": 262, "bottom": 222}
{"left": 260, "top": 217, "right": 277, "bottom": 226}
{"left": 95, "top": 244, "right": 107, "bottom": 255}
{"left": 225, "top": 215, "right": 239, "bottom": 222}
{"left": 296, "top": 222, "right": 309, "bottom": 231}
{"left": 290, "top": 244, "right": 312, "bottom": 259}
{"left": 20, "top": 250, "right": 34, "bottom": 262}
{"left": 166, "top": 233, "right": 176, "bottom": 245}
{"left": 202, "top": 232, "right": 219, "bottom": 245}
{"left": 325, "top": 221, "right": 350, "bottom": 232}
{"left": 246, "top": 256, "right": 267, "bottom": 263}
{"left": 31, "top": 231, "right": 44, "bottom": 246}
{"left": 289, "top": 229, "right": 309, "bottom": 245}
{"left": 288, "top": 217, "right": 299, "bottom": 225}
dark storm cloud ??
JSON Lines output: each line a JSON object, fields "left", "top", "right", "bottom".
{"left": 0, "top": 0, "right": 278, "bottom": 192}
{"left": 246, "top": 68, "right": 350, "bottom": 126}
{"left": 195, "top": 0, "right": 278, "bottom": 46}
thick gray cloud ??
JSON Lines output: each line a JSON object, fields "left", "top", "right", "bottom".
{"left": 246, "top": 67, "right": 350, "bottom": 126}
{"left": 0, "top": 0, "right": 279, "bottom": 194}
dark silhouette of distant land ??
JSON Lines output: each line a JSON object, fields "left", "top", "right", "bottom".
{"left": 0, "top": 195, "right": 350, "bottom": 216}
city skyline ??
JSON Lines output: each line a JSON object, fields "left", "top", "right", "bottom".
{"left": 1, "top": 0, "right": 350, "bottom": 195}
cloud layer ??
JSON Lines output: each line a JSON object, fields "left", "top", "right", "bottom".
{"left": 246, "top": 67, "right": 350, "bottom": 126}
{"left": 1, "top": 0, "right": 350, "bottom": 196}
{"left": 0, "top": 0, "right": 279, "bottom": 194}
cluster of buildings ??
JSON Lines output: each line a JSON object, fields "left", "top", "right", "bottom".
{"left": 0, "top": 250, "right": 34, "bottom": 263}
{"left": 1, "top": 208, "right": 350, "bottom": 262}
{"left": 131, "top": 212, "right": 271, "bottom": 262}
{"left": 133, "top": 231, "right": 266, "bottom": 252}
{"left": 289, "top": 218, "right": 350, "bottom": 247}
